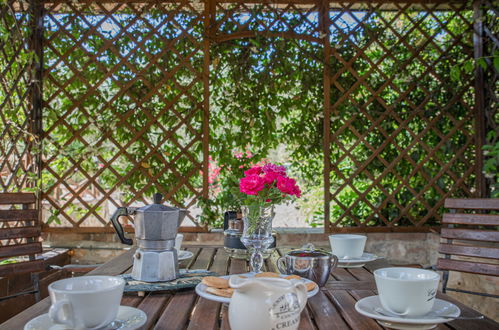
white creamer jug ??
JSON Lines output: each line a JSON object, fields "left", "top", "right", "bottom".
{"left": 228, "top": 276, "right": 308, "bottom": 330}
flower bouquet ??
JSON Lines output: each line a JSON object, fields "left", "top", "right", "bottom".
{"left": 237, "top": 163, "right": 301, "bottom": 273}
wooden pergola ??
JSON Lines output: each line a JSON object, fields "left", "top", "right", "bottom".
{"left": 0, "top": 0, "right": 497, "bottom": 234}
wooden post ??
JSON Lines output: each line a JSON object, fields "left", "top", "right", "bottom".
{"left": 29, "top": 0, "right": 43, "bottom": 214}
{"left": 473, "top": 0, "right": 487, "bottom": 197}
{"left": 319, "top": 0, "right": 331, "bottom": 233}
{"left": 202, "top": 0, "right": 214, "bottom": 230}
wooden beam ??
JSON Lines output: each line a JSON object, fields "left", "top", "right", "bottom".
{"left": 438, "top": 243, "right": 499, "bottom": 260}
{"left": 442, "top": 213, "right": 499, "bottom": 226}
{"left": 473, "top": 0, "right": 487, "bottom": 197}
{"left": 319, "top": 0, "right": 331, "bottom": 234}
{"left": 444, "top": 198, "right": 499, "bottom": 210}
{"left": 0, "top": 260, "right": 45, "bottom": 277}
{"left": 437, "top": 258, "right": 499, "bottom": 276}
{"left": 0, "top": 242, "right": 42, "bottom": 259}
{"left": 0, "top": 210, "right": 38, "bottom": 222}
{"left": 0, "top": 227, "right": 41, "bottom": 240}
{"left": 0, "top": 193, "right": 36, "bottom": 205}
{"left": 441, "top": 228, "right": 499, "bottom": 242}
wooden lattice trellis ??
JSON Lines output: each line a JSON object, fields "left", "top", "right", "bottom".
{"left": 0, "top": 0, "right": 496, "bottom": 232}
{"left": 0, "top": 0, "right": 40, "bottom": 193}
{"left": 324, "top": 2, "right": 477, "bottom": 230}
{"left": 0, "top": 0, "right": 43, "bottom": 245}
{"left": 41, "top": 0, "right": 208, "bottom": 228}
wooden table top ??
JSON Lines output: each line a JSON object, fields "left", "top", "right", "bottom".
{"left": 2, "top": 246, "right": 498, "bottom": 330}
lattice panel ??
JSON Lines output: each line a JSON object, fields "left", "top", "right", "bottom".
{"left": 42, "top": 1, "right": 206, "bottom": 226}
{"left": 214, "top": 2, "right": 321, "bottom": 41}
{"left": 326, "top": 2, "right": 476, "bottom": 228}
{"left": 0, "top": 1, "right": 38, "bottom": 193}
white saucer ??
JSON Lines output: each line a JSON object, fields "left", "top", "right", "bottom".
{"left": 355, "top": 295, "right": 460, "bottom": 329}
{"left": 24, "top": 305, "right": 147, "bottom": 330}
{"left": 195, "top": 272, "right": 319, "bottom": 304}
{"left": 178, "top": 250, "right": 193, "bottom": 261}
{"left": 337, "top": 253, "right": 378, "bottom": 268}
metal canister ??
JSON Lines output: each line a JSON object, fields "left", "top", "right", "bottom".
{"left": 277, "top": 244, "right": 338, "bottom": 287}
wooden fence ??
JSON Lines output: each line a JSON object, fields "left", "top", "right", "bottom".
{"left": 0, "top": 0, "right": 497, "bottom": 232}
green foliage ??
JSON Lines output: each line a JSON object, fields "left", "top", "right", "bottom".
{"left": 42, "top": 9, "right": 205, "bottom": 213}
{"left": 0, "top": 1, "right": 41, "bottom": 192}
{"left": 450, "top": 49, "right": 499, "bottom": 198}
{"left": 483, "top": 131, "right": 499, "bottom": 197}
{"left": 1, "top": 4, "right": 495, "bottom": 229}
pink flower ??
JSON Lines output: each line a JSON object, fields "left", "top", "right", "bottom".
{"left": 244, "top": 166, "right": 262, "bottom": 176}
{"left": 240, "top": 174, "right": 265, "bottom": 195}
{"left": 263, "top": 163, "right": 286, "bottom": 175}
{"left": 263, "top": 171, "right": 281, "bottom": 185}
{"left": 276, "top": 176, "right": 300, "bottom": 197}
{"left": 292, "top": 185, "right": 301, "bottom": 198}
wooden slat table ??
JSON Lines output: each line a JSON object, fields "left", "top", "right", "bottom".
{"left": 2, "top": 246, "right": 498, "bottom": 330}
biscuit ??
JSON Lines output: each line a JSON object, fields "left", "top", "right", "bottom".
{"left": 206, "top": 287, "right": 234, "bottom": 298}
{"left": 306, "top": 282, "right": 317, "bottom": 291}
{"left": 284, "top": 275, "right": 302, "bottom": 281}
{"left": 201, "top": 276, "right": 229, "bottom": 289}
{"left": 255, "top": 272, "right": 280, "bottom": 278}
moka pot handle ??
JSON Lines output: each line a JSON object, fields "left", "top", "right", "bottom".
{"left": 111, "top": 207, "right": 133, "bottom": 245}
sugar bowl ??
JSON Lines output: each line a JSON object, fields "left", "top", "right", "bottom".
{"left": 277, "top": 244, "right": 338, "bottom": 287}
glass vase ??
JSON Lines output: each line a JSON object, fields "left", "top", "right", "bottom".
{"left": 240, "top": 204, "right": 275, "bottom": 273}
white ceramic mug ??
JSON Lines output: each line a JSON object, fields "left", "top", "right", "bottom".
{"left": 175, "top": 233, "right": 184, "bottom": 253}
{"left": 329, "top": 234, "right": 367, "bottom": 259}
{"left": 374, "top": 267, "right": 440, "bottom": 317}
{"left": 48, "top": 275, "right": 125, "bottom": 329}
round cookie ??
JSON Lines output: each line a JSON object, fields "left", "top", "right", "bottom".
{"left": 206, "top": 287, "right": 234, "bottom": 298}
{"left": 284, "top": 275, "right": 302, "bottom": 281}
{"left": 306, "top": 282, "right": 317, "bottom": 291}
{"left": 255, "top": 272, "right": 280, "bottom": 278}
{"left": 201, "top": 276, "right": 230, "bottom": 289}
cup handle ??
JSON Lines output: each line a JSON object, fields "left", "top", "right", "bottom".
{"left": 277, "top": 256, "right": 287, "bottom": 274}
{"left": 293, "top": 282, "right": 308, "bottom": 312}
{"left": 330, "top": 254, "right": 339, "bottom": 272}
{"left": 49, "top": 299, "right": 74, "bottom": 328}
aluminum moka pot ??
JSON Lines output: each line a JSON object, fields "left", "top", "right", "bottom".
{"left": 277, "top": 243, "right": 338, "bottom": 287}
{"left": 111, "top": 193, "right": 187, "bottom": 282}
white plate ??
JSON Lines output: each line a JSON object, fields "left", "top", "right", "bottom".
{"left": 355, "top": 295, "right": 460, "bottom": 328}
{"left": 178, "top": 250, "right": 193, "bottom": 261}
{"left": 24, "top": 305, "right": 147, "bottom": 330}
{"left": 337, "top": 253, "right": 378, "bottom": 268}
{"left": 195, "top": 272, "right": 319, "bottom": 304}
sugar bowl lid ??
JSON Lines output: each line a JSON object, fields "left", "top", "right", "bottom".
{"left": 286, "top": 243, "right": 332, "bottom": 259}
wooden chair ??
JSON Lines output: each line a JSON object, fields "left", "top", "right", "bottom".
{"left": 0, "top": 193, "right": 45, "bottom": 302}
{"left": 437, "top": 198, "right": 499, "bottom": 298}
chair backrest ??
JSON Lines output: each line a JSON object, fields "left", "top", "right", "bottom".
{"left": 0, "top": 193, "right": 44, "bottom": 276}
{"left": 437, "top": 198, "right": 499, "bottom": 279}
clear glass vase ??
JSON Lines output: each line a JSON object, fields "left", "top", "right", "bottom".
{"left": 240, "top": 204, "right": 275, "bottom": 273}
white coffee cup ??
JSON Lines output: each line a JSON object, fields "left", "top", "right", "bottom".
{"left": 48, "top": 275, "right": 125, "bottom": 329}
{"left": 329, "top": 234, "right": 367, "bottom": 259}
{"left": 374, "top": 267, "right": 440, "bottom": 317}
{"left": 175, "top": 233, "right": 184, "bottom": 253}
